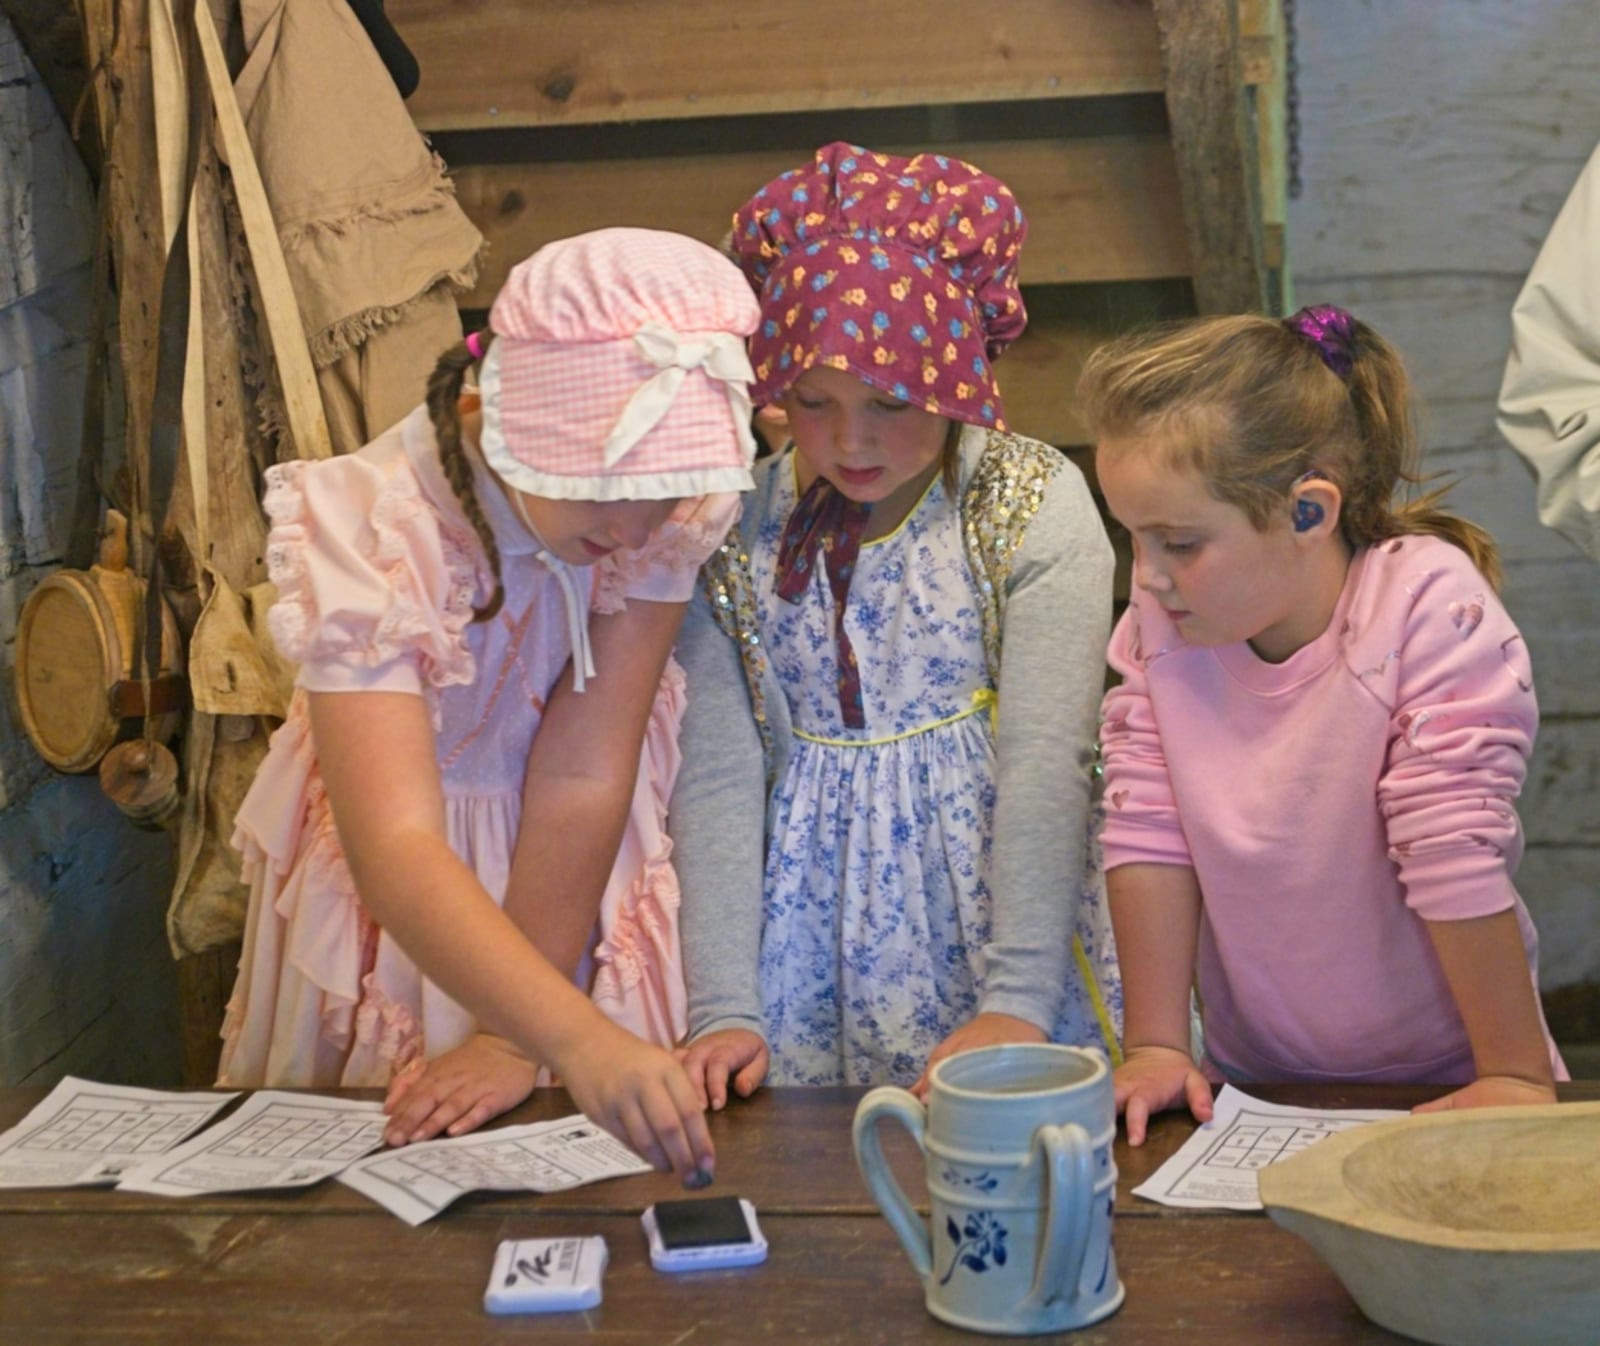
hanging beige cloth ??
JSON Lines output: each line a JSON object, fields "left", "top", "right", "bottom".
{"left": 168, "top": 0, "right": 483, "bottom": 956}
{"left": 233, "top": 0, "right": 483, "bottom": 449}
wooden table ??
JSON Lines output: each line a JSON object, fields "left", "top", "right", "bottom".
{"left": 3, "top": 1082, "right": 1595, "bottom": 1343}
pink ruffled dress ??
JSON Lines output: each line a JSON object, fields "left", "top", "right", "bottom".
{"left": 217, "top": 405, "right": 737, "bottom": 1087}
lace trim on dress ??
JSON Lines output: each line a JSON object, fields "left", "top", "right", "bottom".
{"left": 262, "top": 461, "right": 316, "bottom": 662}
{"left": 260, "top": 460, "right": 484, "bottom": 692}
{"left": 351, "top": 971, "right": 426, "bottom": 1078}
{"left": 589, "top": 657, "right": 690, "bottom": 1045}
{"left": 592, "top": 862, "right": 680, "bottom": 995}
{"left": 368, "top": 470, "right": 480, "bottom": 691}
{"left": 218, "top": 703, "right": 379, "bottom": 1079}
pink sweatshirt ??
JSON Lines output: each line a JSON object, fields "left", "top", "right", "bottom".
{"left": 1100, "top": 535, "right": 1566, "bottom": 1085}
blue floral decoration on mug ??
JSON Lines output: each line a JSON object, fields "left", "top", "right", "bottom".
{"left": 940, "top": 1211, "right": 1009, "bottom": 1284}
{"left": 941, "top": 1167, "right": 1000, "bottom": 1193}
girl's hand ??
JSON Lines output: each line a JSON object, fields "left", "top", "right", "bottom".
{"left": 559, "top": 1022, "right": 716, "bottom": 1189}
{"left": 912, "top": 1013, "right": 1048, "bottom": 1100}
{"left": 382, "top": 1034, "right": 538, "bottom": 1146}
{"left": 676, "top": 1029, "right": 770, "bottom": 1111}
{"left": 1413, "top": 1075, "right": 1558, "bottom": 1114}
{"left": 1114, "top": 1044, "right": 1213, "bottom": 1146}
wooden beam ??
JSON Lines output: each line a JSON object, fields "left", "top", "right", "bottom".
{"left": 1151, "top": 0, "right": 1267, "bottom": 314}
{"left": 1240, "top": 0, "right": 1290, "bottom": 312}
{"left": 388, "top": 0, "right": 1165, "bottom": 131}
{"left": 451, "top": 134, "right": 1190, "bottom": 308}
{"left": 176, "top": 941, "right": 239, "bottom": 1086}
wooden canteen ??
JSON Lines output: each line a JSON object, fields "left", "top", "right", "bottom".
{"left": 15, "top": 510, "right": 185, "bottom": 774}
{"left": 97, "top": 739, "right": 183, "bottom": 831}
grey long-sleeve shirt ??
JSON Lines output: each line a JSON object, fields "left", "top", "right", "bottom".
{"left": 671, "top": 428, "right": 1114, "bottom": 1045}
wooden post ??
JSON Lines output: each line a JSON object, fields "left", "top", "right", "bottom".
{"left": 1239, "top": 0, "right": 1291, "bottom": 313}
{"left": 1151, "top": 0, "right": 1269, "bottom": 314}
{"left": 176, "top": 940, "right": 240, "bottom": 1086}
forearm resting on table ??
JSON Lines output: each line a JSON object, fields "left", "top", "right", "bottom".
{"left": 1106, "top": 862, "right": 1201, "bottom": 1054}
{"left": 1426, "top": 908, "right": 1555, "bottom": 1086}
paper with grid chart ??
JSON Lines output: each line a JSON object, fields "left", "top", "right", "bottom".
{"left": 115, "top": 1090, "right": 388, "bottom": 1196}
{"left": 0, "top": 1077, "right": 238, "bottom": 1188}
{"left": 1132, "top": 1085, "right": 1404, "bottom": 1210}
{"left": 338, "top": 1115, "right": 652, "bottom": 1225}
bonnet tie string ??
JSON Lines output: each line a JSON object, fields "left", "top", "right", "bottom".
{"left": 774, "top": 473, "right": 872, "bottom": 728}
{"left": 510, "top": 492, "right": 598, "bottom": 693}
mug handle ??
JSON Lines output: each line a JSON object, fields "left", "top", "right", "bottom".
{"left": 1021, "top": 1122, "right": 1094, "bottom": 1312}
{"left": 852, "top": 1086, "right": 932, "bottom": 1279}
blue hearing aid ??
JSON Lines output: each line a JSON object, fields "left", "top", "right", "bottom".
{"left": 1293, "top": 497, "right": 1325, "bottom": 532}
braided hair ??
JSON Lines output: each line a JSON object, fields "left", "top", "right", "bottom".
{"left": 426, "top": 333, "right": 505, "bottom": 621}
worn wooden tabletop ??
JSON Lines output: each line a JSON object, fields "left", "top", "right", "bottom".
{"left": 3, "top": 1082, "right": 1595, "bottom": 1343}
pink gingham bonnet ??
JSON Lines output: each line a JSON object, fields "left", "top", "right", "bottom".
{"left": 478, "top": 227, "right": 762, "bottom": 501}
{"left": 730, "top": 142, "right": 1028, "bottom": 429}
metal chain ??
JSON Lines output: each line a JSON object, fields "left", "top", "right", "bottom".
{"left": 1285, "top": 0, "right": 1303, "bottom": 199}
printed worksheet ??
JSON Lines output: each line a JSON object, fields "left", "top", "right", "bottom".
{"left": 1132, "top": 1085, "right": 1405, "bottom": 1210}
{"left": 116, "top": 1091, "right": 388, "bottom": 1196}
{"left": 0, "top": 1077, "right": 237, "bottom": 1188}
{"left": 339, "top": 1115, "right": 652, "bottom": 1225}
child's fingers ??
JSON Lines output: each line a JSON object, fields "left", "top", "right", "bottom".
{"left": 399, "top": 1088, "right": 472, "bottom": 1145}
{"left": 383, "top": 1058, "right": 425, "bottom": 1112}
{"left": 660, "top": 1064, "right": 717, "bottom": 1179}
{"left": 1112, "top": 1076, "right": 1138, "bottom": 1113}
{"left": 612, "top": 1097, "right": 671, "bottom": 1174}
{"left": 704, "top": 1052, "right": 733, "bottom": 1111}
{"left": 637, "top": 1075, "right": 711, "bottom": 1186}
{"left": 732, "top": 1041, "right": 768, "bottom": 1098}
{"left": 1123, "top": 1094, "right": 1151, "bottom": 1147}
{"left": 676, "top": 1046, "right": 712, "bottom": 1111}
{"left": 446, "top": 1094, "right": 504, "bottom": 1138}
{"left": 384, "top": 1084, "right": 442, "bottom": 1146}
{"left": 383, "top": 1068, "right": 472, "bottom": 1144}
{"left": 639, "top": 1095, "right": 700, "bottom": 1185}
{"left": 1185, "top": 1072, "right": 1215, "bottom": 1124}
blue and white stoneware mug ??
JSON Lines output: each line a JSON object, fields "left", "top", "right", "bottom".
{"left": 852, "top": 1043, "right": 1122, "bottom": 1335}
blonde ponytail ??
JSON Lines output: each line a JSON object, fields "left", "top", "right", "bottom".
{"left": 426, "top": 334, "right": 505, "bottom": 621}
{"left": 1078, "top": 310, "right": 1504, "bottom": 591}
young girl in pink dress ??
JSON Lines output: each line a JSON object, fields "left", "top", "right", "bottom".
{"left": 1081, "top": 307, "right": 1567, "bottom": 1145}
{"left": 217, "top": 228, "right": 760, "bottom": 1184}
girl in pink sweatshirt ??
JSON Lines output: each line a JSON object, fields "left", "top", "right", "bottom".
{"left": 1080, "top": 307, "right": 1567, "bottom": 1144}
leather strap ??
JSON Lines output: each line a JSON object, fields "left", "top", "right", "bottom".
{"left": 110, "top": 675, "right": 190, "bottom": 720}
{"left": 135, "top": 0, "right": 208, "bottom": 715}
{"left": 64, "top": 179, "right": 115, "bottom": 571}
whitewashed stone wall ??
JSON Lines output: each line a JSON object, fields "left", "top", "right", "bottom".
{"left": 0, "top": 17, "right": 180, "bottom": 1086}
{"left": 1291, "top": 0, "right": 1600, "bottom": 991}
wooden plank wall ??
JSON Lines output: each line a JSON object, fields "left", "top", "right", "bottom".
{"left": 0, "top": 13, "right": 182, "bottom": 1089}
{"left": 1290, "top": 2, "right": 1600, "bottom": 1028}
{"left": 388, "top": 0, "right": 1284, "bottom": 452}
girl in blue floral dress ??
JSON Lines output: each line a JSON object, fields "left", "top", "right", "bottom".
{"left": 671, "top": 143, "right": 1123, "bottom": 1095}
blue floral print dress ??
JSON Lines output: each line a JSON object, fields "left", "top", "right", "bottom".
{"left": 748, "top": 455, "right": 1121, "bottom": 1085}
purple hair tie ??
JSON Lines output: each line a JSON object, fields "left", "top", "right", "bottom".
{"left": 1286, "top": 304, "right": 1356, "bottom": 380}
{"left": 465, "top": 329, "right": 487, "bottom": 362}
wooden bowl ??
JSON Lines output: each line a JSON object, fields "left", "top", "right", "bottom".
{"left": 1260, "top": 1102, "right": 1600, "bottom": 1346}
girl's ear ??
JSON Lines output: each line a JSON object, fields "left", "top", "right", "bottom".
{"left": 1290, "top": 476, "right": 1343, "bottom": 541}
